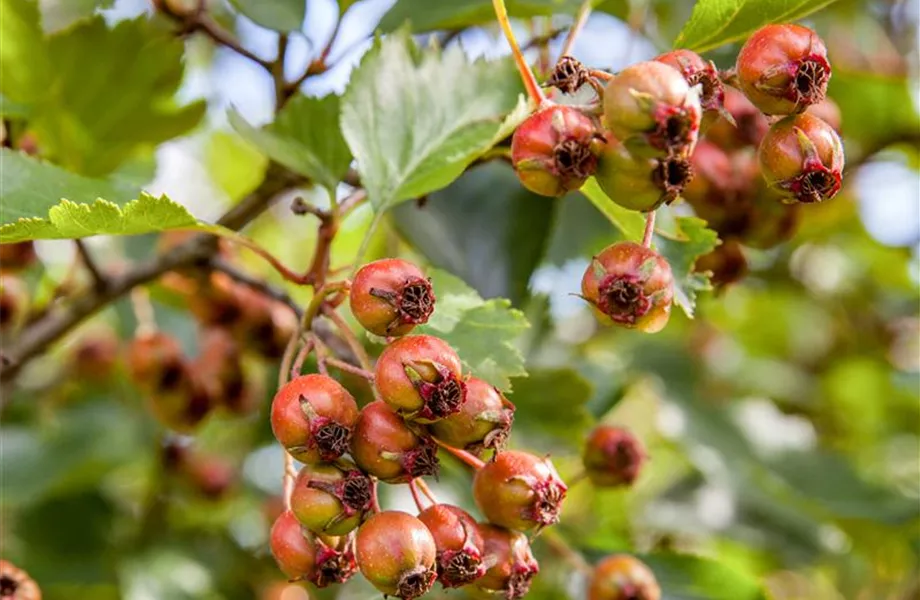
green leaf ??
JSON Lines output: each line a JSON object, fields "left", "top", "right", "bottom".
{"left": 205, "top": 130, "right": 269, "bottom": 202}
{"left": 229, "top": 94, "right": 352, "bottom": 191}
{"left": 393, "top": 162, "right": 556, "bottom": 305}
{"left": 0, "top": 0, "right": 50, "bottom": 98}
{"left": 829, "top": 70, "right": 920, "bottom": 151}
{"left": 228, "top": 0, "right": 305, "bottom": 31}
{"left": 638, "top": 554, "right": 767, "bottom": 600}
{"left": 579, "top": 178, "right": 647, "bottom": 242}
{"left": 653, "top": 216, "right": 718, "bottom": 318}
{"left": 507, "top": 368, "right": 594, "bottom": 443}
{"left": 39, "top": 0, "right": 115, "bottom": 33}
{"left": 0, "top": 93, "right": 31, "bottom": 118}
{"left": 674, "top": 0, "right": 840, "bottom": 53}
{"left": 341, "top": 30, "right": 527, "bottom": 210}
{"left": 417, "top": 269, "right": 529, "bottom": 391}
{"left": 379, "top": 0, "right": 583, "bottom": 32}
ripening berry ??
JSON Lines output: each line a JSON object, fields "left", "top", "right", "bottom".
{"left": 595, "top": 134, "right": 694, "bottom": 212}
{"left": 69, "top": 329, "right": 120, "bottom": 382}
{"left": 0, "top": 274, "right": 28, "bottom": 334}
{"left": 581, "top": 242, "right": 674, "bottom": 333}
{"left": 178, "top": 450, "right": 238, "bottom": 499}
{"left": 583, "top": 425, "right": 647, "bottom": 488}
{"left": 511, "top": 105, "right": 604, "bottom": 197}
{"left": 270, "top": 510, "right": 357, "bottom": 587}
{"left": 704, "top": 86, "right": 770, "bottom": 150}
{"left": 473, "top": 450, "right": 567, "bottom": 532}
{"left": 234, "top": 284, "right": 298, "bottom": 359}
{"left": 759, "top": 113, "right": 844, "bottom": 204}
{"left": 271, "top": 374, "right": 359, "bottom": 464}
{"left": 351, "top": 401, "right": 440, "bottom": 483}
{"left": 736, "top": 24, "right": 831, "bottom": 115}
{"left": 472, "top": 524, "right": 539, "bottom": 600}
{"left": 418, "top": 504, "right": 486, "bottom": 588}
{"left": 429, "top": 377, "right": 515, "bottom": 456}
{"left": 588, "top": 554, "right": 661, "bottom": 600}
{"left": 603, "top": 61, "right": 702, "bottom": 157}
{"left": 654, "top": 50, "right": 725, "bottom": 119}
{"left": 350, "top": 259, "right": 435, "bottom": 337}
{"left": 195, "top": 328, "right": 253, "bottom": 414}
{"left": 0, "top": 242, "right": 37, "bottom": 272}
{"left": 356, "top": 511, "right": 438, "bottom": 600}
{"left": 374, "top": 335, "right": 466, "bottom": 423}
{"left": 694, "top": 239, "right": 749, "bottom": 290}
{"left": 290, "top": 463, "right": 372, "bottom": 536}
{"left": 0, "top": 559, "right": 42, "bottom": 600}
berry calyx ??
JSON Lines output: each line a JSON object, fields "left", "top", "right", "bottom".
{"left": 547, "top": 55, "right": 590, "bottom": 94}
{"left": 418, "top": 504, "right": 486, "bottom": 588}
{"left": 473, "top": 524, "right": 539, "bottom": 600}
{"left": 581, "top": 242, "right": 674, "bottom": 333}
{"left": 429, "top": 377, "right": 515, "bottom": 456}
{"left": 511, "top": 105, "right": 604, "bottom": 197}
{"left": 758, "top": 113, "right": 844, "bottom": 204}
{"left": 374, "top": 335, "right": 466, "bottom": 423}
{"left": 290, "top": 463, "right": 372, "bottom": 536}
{"left": 356, "top": 511, "right": 437, "bottom": 600}
{"left": 595, "top": 134, "right": 693, "bottom": 212}
{"left": 350, "top": 259, "right": 435, "bottom": 337}
{"left": 351, "top": 400, "right": 440, "bottom": 483}
{"left": 588, "top": 554, "right": 661, "bottom": 600}
{"left": 736, "top": 24, "right": 830, "bottom": 115}
{"left": 583, "top": 425, "right": 646, "bottom": 488}
{"left": 271, "top": 374, "right": 359, "bottom": 464}
{"left": 270, "top": 510, "right": 357, "bottom": 587}
{"left": 472, "top": 450, "right": 567, "bottom": 532}
{"left": 654, "top": 50, "right": 725, "bottom": 116}
{"left": 603, "top": 61, "right": 702, "bottom": 157}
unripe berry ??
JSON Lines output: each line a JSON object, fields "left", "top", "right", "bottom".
{"left": 374, "top": 335, "right": 465, "bottom": 423}
{"left": 270, "top": 510, "right": 357, "bottom": 587}
{"left": 0, "top": 559, "right": 41, "bottom": 600}
{"left": 603, "top": 61, "right": 702, "bottom": 157}
{"left": 654, "top": 50, "right": 725, "bottom": 119}
{"left": 351, "top": 401, "right": 440, "bottom": 482}
{"left": 271, "top": 374, "right": 359, "bottom": 464}
{"left": 759, "top": 113, "right": 844, "bottom": 204}
{"left": 736, "top": 24, "right": 830, "bottom": 115}
{"left": 704, "top": 86, "right": 770, "bottom": 150}
{"left": 290, "top": 463, "right": 372, "bottom": 536}
{"left": 0, "top": 274, "right": 28, "bottom": 334}
{"left": 0, "top": 242, "right": 37, "bottom": 272}
{"left": 581, "top": 242, "right": 674, "bottom": 333}
{"left": 356, "top": 511, "right": 437, "bottom": 600}
{"left": 473, "top": 524, "right": 539, "bottom": 599}
{"left": 472, "top": 450, "right": 567, "bottom": 532}
{"left": 583, "top": 425, "right": 646, "bottom": 488}
{"left": 429, "top": 377, "right": 515, "bottom": 456}
{"left": 595, "top": 134, "right": 693, "bottom": 212}
{"left": 350, "top": 259, "right": 435, "bottom": 337}
{"left": 693, "top": 240, "right": 748, "bottom": 289}
{"left": 417, "top": 504, "right": 486, "bottom": 588}
{"left": 511, "top": 105, "right": 603, "bottom": 197}
{"left": 588, "top": 554, "right": 661, "bottom": 600}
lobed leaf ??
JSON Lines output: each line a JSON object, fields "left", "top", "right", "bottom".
{"left": 227, "top": 0, "right": 305, "bottom": 32}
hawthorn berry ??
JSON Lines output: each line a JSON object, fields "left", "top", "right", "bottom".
{"left": 0, "top": 242, "right": 37, "bottom": 272}
{"left": 350, "top": 258, "right": 435, "bottom": 337}
{"left": 69, "top": 329, "right": 120, "bottom": 382}
{"left": 351, "top": 400, "right": 439, "bottom": 483}
{"left": 736, "top": 24, "right": 830, "bottom": 115}
{"left": 759, "top": 113, "right": 844, "bottom": 204}
{"left": 704, "top": 86, "right": 770, "bottom": 150}
{"left": 374, "top": 335, "right": 465, "bottom": 423}
{"left": 680, "top": 140, "right": 738, "bottom": 210}
{"left": 511, "top": 104, "right": 604, "bottom": 197}
{"left": 429, "top": 376, "right": 515, "bottom": 455}
{"left": 693, "top": 240, "right": 749, "bottom": 290}
{"left": 179, "top": 450, "right": 238, "bottom": 499}
{"left": 0, "top": 559, "right": 41, "bottom": 600}
{"left": 654, "top": 49, "right": 725, "bottom": 119}
{"left": 271, "top": 374, "right": 359, "bottom": 464}
{"left": 595, "top": 134, "right": 693, "bottom": 212}
{"left": 583, "top": 425, "right": 646, "bottom": 488}
{"left": 603, "top": 61, "right": 702, "bottom": 157}
{"left": 472, "top": 450, "right": 567, "bottom": 532}
{"left": 355, "top": 511, "right": 437, "bottom": 600}
{"left": 290, "top": 463, "right": 372, "bottom": 536}
{"left": 270, "top": 510, "right": 357, "bottom": 587}
{"left": 472, "top": 524, "right": 539, "bottom": 600}
{"left": 581, "top": 242, "right": 674, "bottom": 333}
{"left": 196, "top": 328, "right": 253, "bottom": 414}
{"left": 588, "top": 554, "right": 661, "bottom": 600}
{"left": 417, "top": 504, "right": 486, "bottom": 588}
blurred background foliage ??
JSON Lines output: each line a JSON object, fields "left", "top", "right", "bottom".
{"left": 0, "top": 0, "right": 918, "bottom": 599}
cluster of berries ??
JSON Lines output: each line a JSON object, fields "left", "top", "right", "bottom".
{"left": 268, "top": 258, "right": 566, "bottom": 599}
{"left": 511, "top": 23, "right": 844, "bottom": 322}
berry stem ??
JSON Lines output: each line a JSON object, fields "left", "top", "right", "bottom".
{"left": 290, "top": 336, "right": 315, "bottom": 379}
{"left": 434, "top": 438, "right": 486, "bottom": 470}
{"left": 408, "top": 478, "right": 429, "bottom": 512}
{"left": 588, "top": 68, "right": 613, "bottom": 82}
{"left": 325, "top": 356, "right": 375, "bottom": 381}
{"left": 566, "top": 470, "right": 588, "bottom": 487}
{"left": 491, "top": 0, "right": 547, "bottom": 106}
{"left": 370, "top": 479, "right": 382, "bottom": 513}
{"left": 642, "top": 211, "right": 656, "bottom": 247}
{"left": 416, "top": 478, "right": 439, "bottom": 505}
{"left": 323, "top": 306, "right": 374, "bottom": 374}
{"left": 558, "top": 0, "right": 592, "bottom": 60}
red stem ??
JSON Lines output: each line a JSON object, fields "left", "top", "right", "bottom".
{"left": 325, "top": 356, "right": 374, "bottom": 380}
{"left": 434, "top": 438, "right": 486, "bottom": 470}
{"left": 642, "top": 211, "right": 656, "bottom": 247}
{"left": 408, "top": 478, "right": 428, "bottom": 512}
{"left": 492, "top": 0, "right": 547, "bottom": 106}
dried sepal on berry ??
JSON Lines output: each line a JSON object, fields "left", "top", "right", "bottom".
{"left": 290, "top": 463, "right": 373, "bottom": 536}
{"left": 356, "top": 511, "right": 438, "bottom": 600}
{"left": 429, "top": 377, "right": 515, "bottom": 456}
{"left": 350, "top": 400, "right": 440, "bottom": 483}
{"left": 547, "top": 55, "right": 590, "bottom": 94}
{"left": 418, "top": 504, "right": 486, "bottom": 588}
{"left": 350, "top": 259, "right": 435, "bottom": 337}
{"left": 270, "top": 510, "right": 357, "bottom": 587}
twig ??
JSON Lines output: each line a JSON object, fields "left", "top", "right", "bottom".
{"left": 559, "top": 0, "right": 592, "bottom": 60}
{"left": 192, "top": 15, "right": 272, "bottom": 71}
{"left": 74, "top": 240, "right": 107, "bottom": 292}
{"left": 273, "top": 34, "right": 289, "bottom": 109}
{"left": 642, "top": 211, "right": 656, "bottom": 247}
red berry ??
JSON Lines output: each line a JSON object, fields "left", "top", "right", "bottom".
{"left": 271, "top": 374, "right": 359, "bottom": 464}
{"left": 595, "top": 134, "right": 694, "bottom": 212}
{"left": 270, "top": 510, "right": 357, "bottom": 587}
{"left": 0, "top": 274, "right": 28, "bottom": 334}
{"left": 356, "top": 511, "right": 437, "bottom": 599}
{"left": 473, "top": 524, "right": 539, "bottom": 600}
{"left": 736, "top": 24, "right": 830, "bottom": 115}
{"left": 654, "top": 50, "right": 725, "bottom": 117}
{"left": 350, "top": 259, "right": 435, "bottom": 337}
{"left": 195, "top": 328, "right": 253, "bottom": 414}
{"left": 511, "top": 105, "right": 603, "bottom": 197}
{"left": 0, "top": 242, "right": 37, "bottom": 272}
{"left": 374, "top": 335, "right": 465, "bottom": 423}
{"left": 704, "top": 86, "right": 770, "bottom": 150}
{"left": 603, "top": 61, "right": 702, "bottom": 157}
{"left": 759, "top": 113, "right": 844, "bottom": 204}
{"left": 429, "top": 377, "right": 515, "bottom": 456}
{"left": 588, "top": 554, "right": 661, "bottom": 600}
{"left": 180, "top": 451, "right": 238, "bottom": 499}
{"left": 581, "top": 242, "right": 674, "bottom": 333}
{"left": 69, "top": 329, "right": 120, "bottom": 382}
{"left": 693, "top": 240, "right": 749, "bottom": 290}
{"left": 351, "top": 400, "right": 439, "bottom": 482}
{"left": 472, "top": 450, "right": 567, "bottom": 532}
{"left": 417, "top": 504, "right": 486, "bottom": 588}
{"left": 290, "top": 463, "right": 372, "bottom": 536}
{"left": 583, "top": 425, "right": 646, "bottom": 488}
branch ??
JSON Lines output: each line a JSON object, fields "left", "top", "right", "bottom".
{"left": 74, "top": 239, "right": 107, "bottom": 292}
